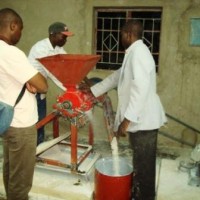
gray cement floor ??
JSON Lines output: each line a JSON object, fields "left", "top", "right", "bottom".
{"left": 0, "top": 136, "right": 200, "bottom": 200}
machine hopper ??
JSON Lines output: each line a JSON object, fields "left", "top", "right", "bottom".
{"left": 37, "top": 54, "right": 101, "bottom": 87}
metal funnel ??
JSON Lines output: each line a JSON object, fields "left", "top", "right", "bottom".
{"left": 37, "top": 54, "right": 101, "bottom": 86}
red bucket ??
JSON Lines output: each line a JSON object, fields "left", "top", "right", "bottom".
{"left": 94, "top": 157, "right": 133, "bottom": 200}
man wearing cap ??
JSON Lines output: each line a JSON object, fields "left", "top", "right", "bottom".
{"left": 28, "top": 22, "right": 74, "bottom": 145}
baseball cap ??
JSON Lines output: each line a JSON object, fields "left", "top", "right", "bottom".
{"left": 48, "top": 22, "right": 74, "bottom": 36}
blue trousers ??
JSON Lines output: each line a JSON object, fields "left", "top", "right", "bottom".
{"left": 36, "top": 93, "right": 46, "bottom": 145}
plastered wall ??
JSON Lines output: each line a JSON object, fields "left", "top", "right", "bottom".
{"left": 1, "top": 0, "right": 200, "bottom": 147}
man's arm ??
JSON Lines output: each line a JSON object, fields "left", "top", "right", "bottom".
{"left": 27, "top": 72, "right": 48, "bottom": 93}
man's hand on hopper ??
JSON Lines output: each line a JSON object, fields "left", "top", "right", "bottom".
{"left": 78, "top": 81, "right": 90, "bottom": 92}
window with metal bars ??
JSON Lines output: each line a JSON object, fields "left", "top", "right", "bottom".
{"left": 94, "top": 8, "right": 162, "bottom": 72}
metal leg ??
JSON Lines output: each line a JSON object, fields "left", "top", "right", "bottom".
{"left": 53, "top": 116, "right": 59, "bottom": 138}
{"left": 88, "top": 122, "right": 94, "bottom": 145}
{"left": 70, "top": 122, "right": 78, "bottom": 172}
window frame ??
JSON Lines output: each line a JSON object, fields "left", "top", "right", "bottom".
{"left": 94, "top": 7, "right": 163, "bottom": 72}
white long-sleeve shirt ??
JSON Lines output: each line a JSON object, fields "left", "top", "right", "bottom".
{"left": 91, "top": 40, "right": 167, "bottom": 132}
{"left": 28, "top": 38, "right": 66, "bottom": 97}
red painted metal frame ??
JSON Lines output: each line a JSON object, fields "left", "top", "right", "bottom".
{"left": 36, "top": 112, "right": 60, "bottom": 138}
{"left": 35, "top": 93, "right": 115, "bottom": 173}
{"left": 36, "top": 142, "right": 93, "bottom": 171}
{"left": 36, "top": 112, "right": 94, "bottom": 172}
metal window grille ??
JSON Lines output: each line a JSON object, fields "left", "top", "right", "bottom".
{"left": 95, "top": 9, "right": 162, "bottom": 71}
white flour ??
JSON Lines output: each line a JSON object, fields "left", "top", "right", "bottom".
{"left": 111, "top": 137, "right": 120, "bottom": 176}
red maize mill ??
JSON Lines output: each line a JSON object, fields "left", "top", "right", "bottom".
{"left": 35, "top": 54, "right": 115, "bottom": 173}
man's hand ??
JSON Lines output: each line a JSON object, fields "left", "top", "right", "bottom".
{"left": 96, "top": 94, "right": 107, "bottom": 103}
{"left": 78, "top": 82, "right": 90, "bottom": 91}
{"left": 116, "top": 118, "right": 130, "bottom": 137}
{"left": 26, "top": 82, "right": 37, "bottom": 94}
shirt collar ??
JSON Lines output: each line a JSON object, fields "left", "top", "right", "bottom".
{"left": 125, "top": 39, "right": 142, "bottom": 54}
{"left": 45, "top": 38, "right": 55, "bottom": 50}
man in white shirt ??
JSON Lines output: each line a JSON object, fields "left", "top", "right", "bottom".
{"left": 90, "top": 20, "right": 167, "bottom": 200}
{"left": 28, "top": 22, "right": 74, "bottom": 145}
{"left": 0, "top": 8, "right": 48, "bottom": 200}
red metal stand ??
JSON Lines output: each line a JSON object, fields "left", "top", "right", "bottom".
{"left": 36, "top": 112, "right": 94, "bottom": 172}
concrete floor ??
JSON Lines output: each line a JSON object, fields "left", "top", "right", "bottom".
{"left": 0, "top": 101, "right": 199, "bottom": 200}
{"left": 0, "top": 135, "right": 199, "bottom": 200}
